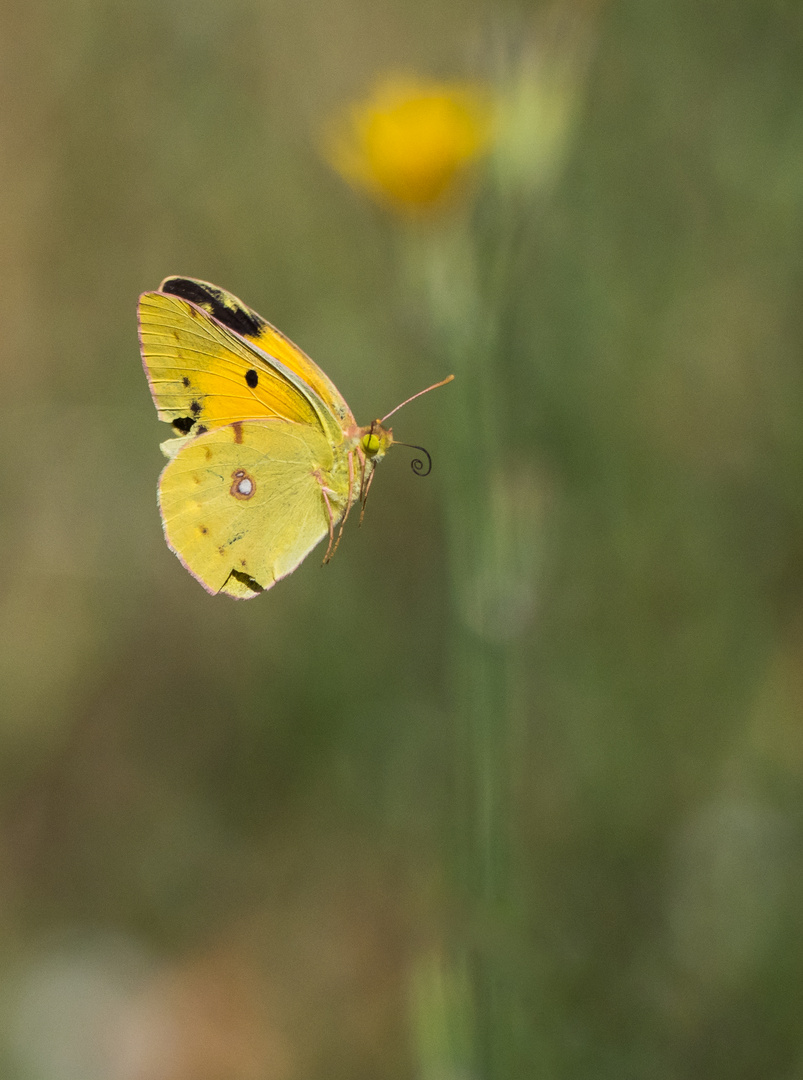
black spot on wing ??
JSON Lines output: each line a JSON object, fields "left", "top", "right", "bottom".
{"left": 161, "top": 277, "right": 265, "bottom": 338}
{"left": 245, "top": 369, "right": 258, "bottom": 388}
{"left": 190, "top": 400, "right": 201, "bottom": 415}
{"left": 172, "top": 416, "right": 195, "bottom": 434}
{"left": 196, "top": 424, "right": 208, "bottom": 435}
{"left": 182, "top": 376, "right": 190, "bottom": 387}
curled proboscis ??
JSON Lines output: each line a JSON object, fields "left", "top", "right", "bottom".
{"left": 403, "top": 444, "right": 432, "bottom": 477}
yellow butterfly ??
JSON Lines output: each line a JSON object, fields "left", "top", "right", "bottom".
{"left": 138, "top": 277, "right": 453, "bottom": 598}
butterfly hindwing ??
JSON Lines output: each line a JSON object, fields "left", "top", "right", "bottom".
{"left": 158, "top": 420, "right": 351, "bottom": 599}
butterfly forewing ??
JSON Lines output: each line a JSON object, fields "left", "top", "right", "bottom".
{"left": 159, "top": 278, "right": 355, "bottom": 432}
{"left": 138, "top": 290, "right": 346, "bottom": 443}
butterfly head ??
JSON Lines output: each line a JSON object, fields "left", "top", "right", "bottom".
{"left": 360, "top": 421, "right": 394, "bottom": 463}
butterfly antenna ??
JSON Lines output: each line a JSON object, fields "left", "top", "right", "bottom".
{"left": 380, "top": 374, "right": 454, "bottom": 424}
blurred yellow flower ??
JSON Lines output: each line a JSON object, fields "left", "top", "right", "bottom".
{"left": 327, "top": 78, "right": 492, "bottom": 213}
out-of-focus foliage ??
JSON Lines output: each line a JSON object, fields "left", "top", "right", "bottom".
{"left": 2, "top": 0, "right": 803, "bottom": 1077}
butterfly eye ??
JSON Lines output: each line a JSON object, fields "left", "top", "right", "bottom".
{"left": 362, "top": 432, "right": 381, "bottom": 455}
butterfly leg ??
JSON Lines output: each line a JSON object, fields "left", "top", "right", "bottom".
{"left": 356, "top": 447, "right": 370, "bottom": 525}
{"left": 359, "top": 460, "right": 377, "bottom": 526}
{"left": 312, "top": 472, "right": 337, "bottom": 563}
{"left": 326, "top": 450, "right": 356, "bottom": 563}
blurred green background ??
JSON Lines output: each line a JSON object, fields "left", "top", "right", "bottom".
{"left": 3, "top": 1, "right": 803, "bottom": 1077}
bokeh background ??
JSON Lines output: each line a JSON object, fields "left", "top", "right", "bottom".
{"left": 2, "top": 1, "right": 803, "bottom": 1077}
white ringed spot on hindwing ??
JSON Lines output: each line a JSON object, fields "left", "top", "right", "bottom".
{"left": 230, "top": 469, "right": 256, "bottom": 500}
